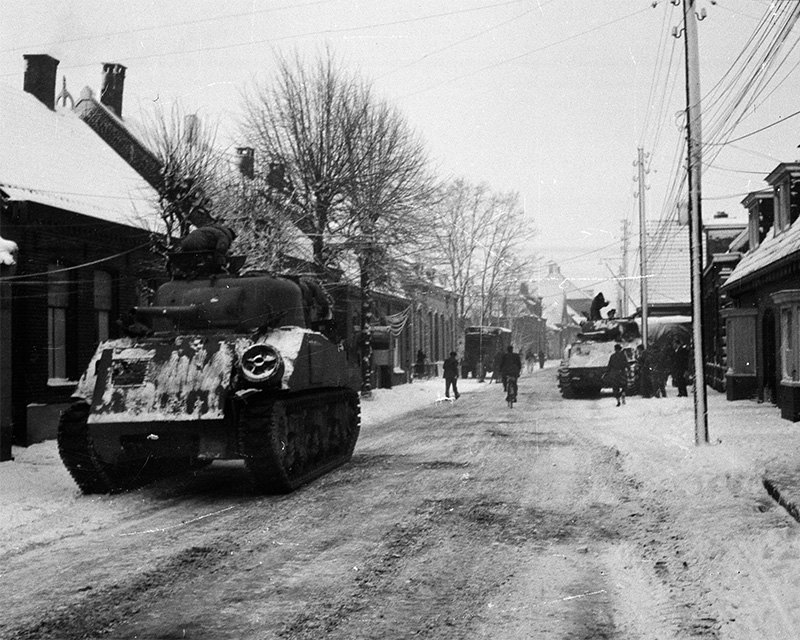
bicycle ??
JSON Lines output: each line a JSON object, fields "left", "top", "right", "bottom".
{"left": 505, "top": 376, "right": 518, "bottom": 408}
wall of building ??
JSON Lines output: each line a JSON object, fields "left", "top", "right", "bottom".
{"left": 3, "top": 202, "right": 159, "bottom": 444}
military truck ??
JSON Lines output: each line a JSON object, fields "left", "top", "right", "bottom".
{"left": 462, "top": 326, "right": 512, "bottom": 378}
{"left": 57, "top": 253, "right": 361, "bottom": 494}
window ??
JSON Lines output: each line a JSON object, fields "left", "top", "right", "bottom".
{"left": 47, "top": 265, "right": 69, "bottom": 380}
{"left": 776, "top": 180, "right": 788, "bottom": 233}
{"left": 759, "top": 199, "right": 774, "bottom": 244}
{"left": 791, "top": 178, "right": 800, "bottom": 228}
{"left": 94, "top": 270, "right": 113, "bottom": 342}
{"left": 783, "top": 308, "right": 796, "bottom": 381}
{"left": 774, "top": 177, "right": 800, "bottom": 234}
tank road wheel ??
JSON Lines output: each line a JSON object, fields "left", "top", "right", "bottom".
{"left": 239, "top": 389, "right": 360, "bottom": 494}
{"left": 557, "top": 364, "right": 576, "bottom": 399}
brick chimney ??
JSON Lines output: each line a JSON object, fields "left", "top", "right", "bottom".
{"left": 235, "top": 147, "right": 255, "bottom": 179}
{"left": 23, "top": 54, "right": 59, "bottom": 109}
{"left": 100, "top": 63, "right": 126, "bottom": 117}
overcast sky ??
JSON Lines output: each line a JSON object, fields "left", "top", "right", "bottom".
{"left": 2, "top": 0, "right": 798, "bottom": 303}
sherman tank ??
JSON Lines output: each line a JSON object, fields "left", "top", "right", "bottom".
{"left": 57, "top": 253, "right": 361, "bottom": 494}
{"left": 557, "top": 318, "right": 640, "bottom": 398}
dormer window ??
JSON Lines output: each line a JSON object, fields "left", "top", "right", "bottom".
{"left": 742, "top": 190, "right": 774, "bottom": 250}
{"left": 775, "top": 177, "right": 793, "bottom": 233}
{"left": 766, "top": 164, "right": 800, "bottom": 235}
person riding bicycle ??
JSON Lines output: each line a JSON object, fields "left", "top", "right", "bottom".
{"left": 499, "top": 345, "right": 522, "bottom": 399}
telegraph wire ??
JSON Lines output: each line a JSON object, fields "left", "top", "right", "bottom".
{"left": 400, "top": 6, "right": 651, "bottom": 99}
{"left": 0, "top": 242, "right": 153, "bottom": 281}
{"left": 374, "top": 2, "right": 546, "bottom": 82}
{"left": 706, "top": 105, "right": 800, "bottom": 145}
{"left": 0, "top": 0, "right": 534, "bottom": 76}
{"left": 0, "top": 0, "right": 337, "bottom": 54}
{"left": 639, "top": 0, "right": 672, "bottom": 149}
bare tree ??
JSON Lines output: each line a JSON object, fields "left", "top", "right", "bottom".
{"left": 214, "top": 168, "right": 310, "bottom": 273}
{"left": 241, "top": 49, "right": 363, "bottom": 276}
{"left": 339, "top": 96, "right": 437, "bottom": 395}
{"left": 242, "top": 50, "right": 436, "bottom": 395}
{"left": 429, "top": 179, "right": 536, "bottom": 327}
{"left": 141, "top": 105, "right": 221, "bottom": 255}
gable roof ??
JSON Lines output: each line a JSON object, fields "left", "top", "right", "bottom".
{"left": 723, "top": 218, "right": 800, "bottom": 290}
{"left": 0, "top": 82, "right": 158, "bottom": 229}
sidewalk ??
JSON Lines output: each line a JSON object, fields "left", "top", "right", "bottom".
{"left": 764, "top": 463, "right": 800, "bottom": 523}
{"left": 591, "top": 382, "right": 800, "bottom": 523}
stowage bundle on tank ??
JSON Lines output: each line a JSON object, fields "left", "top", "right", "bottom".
{"left": 57, "top": 258, "right": 361, "bottom": 495}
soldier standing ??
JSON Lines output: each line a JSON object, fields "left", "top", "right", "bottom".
{"left": 443, "top": 351, "right": 461, "bottom": 399}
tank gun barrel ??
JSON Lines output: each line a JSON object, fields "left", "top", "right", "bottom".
{"left": 132, "top": 305, "right": 201, "bottom": 320}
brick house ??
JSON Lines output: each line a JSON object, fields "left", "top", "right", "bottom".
{"left": 0, "top": 55, "right": 162, "bottom": 452}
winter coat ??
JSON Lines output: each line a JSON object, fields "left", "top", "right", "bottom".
{"left": 499, "top": 351, "right": 522, "bottom": 377}
{"left": 606, "top": 349, "right": 628, "bottom": 388}
{"left": 443, "top": 356, "right": 459, "bottom": 379}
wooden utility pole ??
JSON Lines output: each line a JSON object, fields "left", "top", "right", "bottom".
{"left": 636, "top": 147, "right": 649, "bottom": 348}
{"left": 620, "top": 218, "right": 630, "bottom": 317}
{"left": 682, "top": 0, "right": 709, "bottom": 444}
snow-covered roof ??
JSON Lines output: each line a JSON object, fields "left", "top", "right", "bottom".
{"left": 0, "top": 82, "right": 158, "bottom": 229}
{"left": 724, "top": 219, "right": 800, "bottom": 289}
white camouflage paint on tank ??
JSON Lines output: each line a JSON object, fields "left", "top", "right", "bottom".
{"left": 86, "top": 337, "right": 234, "bottom": 423}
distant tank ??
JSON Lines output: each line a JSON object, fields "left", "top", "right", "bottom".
{"left": 57, "top": 252, "right": 361, "bottom": 494}
{"left": 557, "top": 318, "right": 640, "bottom": 398}
{"left": 557, "top": 316, "right": 692, "bottom": 398}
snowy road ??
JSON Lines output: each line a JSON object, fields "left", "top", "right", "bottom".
{"left": 2, "top": 368, "right": 800, "bottom": 638}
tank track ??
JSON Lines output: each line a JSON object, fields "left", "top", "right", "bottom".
{"left": 557, "top": 363, "right": 576, "bottom": 399}
{"left": 238, "top": 388, "right": 360, "bottom": 493}
{"left": 57, "top": 401, "right": 115, "bottom": 494}
{"left": 58, "top": 401, "right": 204, "bottom": 494}
{"left": 57, "top": 401, "right": 155, "bottom": 494}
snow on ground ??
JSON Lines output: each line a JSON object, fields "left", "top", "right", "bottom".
{"left": 0, "top": 375, "right": 495, "bottom": 536}
{"left": 3, "top": 365, "right": 800, "bottom": 577}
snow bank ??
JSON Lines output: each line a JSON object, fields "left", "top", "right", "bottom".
{"left": 0, "top": 236, "right": 17, "bottom": 266}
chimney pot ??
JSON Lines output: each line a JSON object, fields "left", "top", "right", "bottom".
{"left": 23, "top": 54, "right": 59, "bottom": 109}
{"left": 100, "top": 62, "right": 126, "bottom": 117}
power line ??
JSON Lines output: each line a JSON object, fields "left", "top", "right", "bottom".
{"left": 704, "top": 105, "right": 800, "bottom": 145}
{"left": 0, "top": 0, "right": 336, "bottom": 54}
{"left": 401, "top": 6, "right": 651, "bottom": 99}
{"left": 375, "top": 2, "right": 548, "bottom": 82}
{"left": 0, "top": 242, "right": 153, "bottom": 281}
{"left": 0, "top": 0, "right": 532, "bottom": 76}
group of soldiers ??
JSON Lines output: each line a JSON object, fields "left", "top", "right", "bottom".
{"left": 634, "top": 338, "right": 690, "bottom": 398}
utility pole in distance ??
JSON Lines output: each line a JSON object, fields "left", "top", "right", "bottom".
{"left": 681, "top": 0, "right": 709, "bottom": 444}
{"left": 634, "top": 147, "right": 649, "bottom": 348}
{"left": 621, "top": 218, "right": 630, "bottom": 317}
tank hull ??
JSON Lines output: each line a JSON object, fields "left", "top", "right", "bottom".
{"left": 59, "top": 324, "right": 361, "bottom": 493}
{"left": 558, "top": 319, "right": 639, "bottom": 398}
